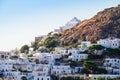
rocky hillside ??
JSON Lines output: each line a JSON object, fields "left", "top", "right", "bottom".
{"left": 56, "top": 5, "right": 120, "bottom": 45}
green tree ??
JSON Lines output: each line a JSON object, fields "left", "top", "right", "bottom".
{"left": 82, "top": 61, "right": 97, "bottom": 74}
{"left": 88, "top": 45, "right": 104, "bottom": 54}
{"left": 38, "top": 47, "right": 48, "bottom": 52}
{"left": 68, "top": 60, "right": 78, "bottom": 67}
{"left": 31, "top": 42, "right": 39, "bottom": 51}
{"left": 95, "top": 68, "right": 107, "bottom": 74}
{"left": 43, "top": 37, "right": 59, "bottom": 48}
{"left": 108, "top": 78, "right": 120, "bottom": 80}
{"left": 82, "top": 61, "right": 107, "bottom": 74}
{"left": 103, "top": 48, "right": 120, "bottom": 57}
{"left": 61, "top": 77, "right": 73, "bottom": 80}
{"left": 28, "top": 53, "right": 33, "bottom": 57}
{"left": 51, "top": 75, "right": 58, "bottom": 80}
{"left": 75, "top": 77, "right": 84, "bottom": 80}
{"left": 60, "top": 77, "right": 84, "bottom": 80}
{"left": 88, "top": 55, "right": 103, "bottom": 59}
{"left": 96, "top": 77, "right": 105, "bottom": 80}
{"left": 89, "top": 45, "right": 104, "bottom": 50}
{"left": 20, "top": 45, "right": 29, "bottom": 53}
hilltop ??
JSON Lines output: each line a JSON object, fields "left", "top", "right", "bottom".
{"left": 55, "top": 5, "right": 120, "bottom": 45}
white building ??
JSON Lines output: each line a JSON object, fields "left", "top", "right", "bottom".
{"left": 97, "top": 37, "right": 120, "bottom": 48}
{"left": 74, "top": 67, "right": 83, "bottom": 73}
{"left": 79, "top": 41, "right": 92, "bottom": 52}
{"left": 54, "top": 48, "right": 88, "bottom": 61}
{"left": 68, "top": 53, "right": 88, "bottom": 61}
{"left": 19, "top": 53, "right": 28, "bottom": 59}
{"left": 103, "top": 58, "right": 120, "bottom": 74}
{"left": 0, "top": 51, "right": 52, "bottom": 80}
{"left": 51, "top": 53, "right": 61, "bottom": 59}
{"left": 89, "top": 74, "right": 120, "bottom": 80}
{"left": 80, "top": 41, "right": 91, "bottom": 48}
{"left": 55, "top": 47, "right": 69, "bottom": 55}
{"left": 33, "top": 53, "right": 55, "bottom": 67}
{"left": 33, "top": 64, "right": 50, "bottom": 76}
{"left": 0, "top": 51, "right": 11, "bottom": 60}
{"left": 51, "top": 65, "right": 72, "bottom": 76}
{"left": 54, "top": 17, "right": 80, "bottom": 33}
{"left": 61, "top": 17, "right": 80, "bottom": 31}
{"left": 113, "top": 68, "right": 120, "bottom": 74}
{"left": 103, "top": 58, "right": 120, "bottom": 68}
{"left": 67, "top": 48, "right": 81, "bottom": 55}
{"left": 34, "top": 76, "right": 51, "bottom": 80}
{"left": 0, "top": 60, "right": 14, "bottom": 72}
{"left": 55, "top": 48, "right": 81, "bottom": 55}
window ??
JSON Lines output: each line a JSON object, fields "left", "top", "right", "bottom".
{"left": 37, "top": 78, "right": 39, "bottom": 80}
{"left": 41, "top": 78, "right": 43, "bottom": 80}
{"left": 47, "top": 78, "right": 49, "bottom": 80}
{"left": 1, "top": 55, "right": 4, "bottom": 58}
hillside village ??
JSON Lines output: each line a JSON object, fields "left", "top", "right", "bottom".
{"left": 0, "top": 5, "right": 120, "bottom": 80}
{"left": 0, "top": 37, "right": 120, "bottom": 80}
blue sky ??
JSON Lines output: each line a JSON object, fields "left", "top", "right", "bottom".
{"left": 0, "top": 0, "right": 120, "bottom": 51}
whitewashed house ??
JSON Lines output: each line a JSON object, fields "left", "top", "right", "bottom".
{"left": 0, "top": 51, "right": 11, "bottom": 60}
{"left": 51, "top": 53, "right": 61, "bottom": 59}
{"left": 0, "top": 51, "right": 52, "bottom": 80}
{"left": 103, "top": 58, "right": 120, "bottom": 74}
{"left": 67, "top": 48, "right": 81, "bottom": 55}
{"left": 74, "top": 67, "right": 83, "bottom": 73}
{"left": 54, "top": 17, "right": 80, "bottom": 33}
{"left": 89, "top": 74, "right": 120, "bottom": 80}
{"left": 61, "top": 17, "right": 80, "bottom": 31}
{"left": 51, "top": 65, "right": 72, "bottom": 76}
{"left": 32, "top": 64, "right": 51, "bottom": 80}
{"left": 81, "top": 41, "right": 91, "bottom": 47}
{"left": 33, "top": 64, "right": 50, "bottom": 76}
{"left": 68, "top": 53, "right": 88, "bottom": 61}
{"left": 103, "top": 58, "right": 120, "bottom": 68}
{"left": 55, "top": 47, "right": 69, "bottom": 55}
{"left": 97, "top": 37, "right": 120, "bottom": 48}
{"left": 0, "top": 60, "right": 13, "bottom": 72}
{"left": 33, "top": 53, "right": 55, "bottom": 66}
{"left": 113, "top": 68, "right": 120, "bottom": 74}
{"left": 19, "top": 53, "right": 28, "bottom": 59}
{"left": 55, "top": 48, "right": 81, "bottom": 55}
{"left": 34, "top": 76, "right": 51, "bottom": 80}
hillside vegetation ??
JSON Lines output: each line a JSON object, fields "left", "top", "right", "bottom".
{"left": 55, "top": 5, "right": 120, "bottom": 45}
